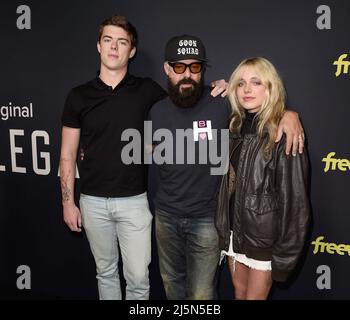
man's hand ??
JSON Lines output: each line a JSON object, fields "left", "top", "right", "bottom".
{"left": 210, "top": 79, "right": 228, "bottom": 97}
{"left": 63, "top": 203, "right": 82, "bottom": 232}
{"left": 276, "top": 110, "right": 304, "bottom": 156}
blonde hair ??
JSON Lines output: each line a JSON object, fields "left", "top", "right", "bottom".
{"left": 227, "top": 57, "right": 286, "bottom": 153}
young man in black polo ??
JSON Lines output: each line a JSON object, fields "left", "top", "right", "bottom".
{"left": 59, "top": 15, "right": 167, "bottom": 300}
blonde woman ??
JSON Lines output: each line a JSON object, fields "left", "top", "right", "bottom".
{"left": 215, "top": 57, "right": 310, "bottom": 300}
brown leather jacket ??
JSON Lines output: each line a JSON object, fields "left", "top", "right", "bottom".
{"left": 215, "top": 131, "right": 310, "bottom": 282}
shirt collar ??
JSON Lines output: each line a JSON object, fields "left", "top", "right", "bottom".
{"left": 93, "top": 72, "right": 136, "bottom": 91}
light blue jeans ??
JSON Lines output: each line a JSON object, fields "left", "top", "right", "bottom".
{"left": 79, "top": 192, "right": 152, "bottom": 300}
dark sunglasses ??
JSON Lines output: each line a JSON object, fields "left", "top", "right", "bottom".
{"left": 168, "top": 62, "right": 204, "bottom": 74}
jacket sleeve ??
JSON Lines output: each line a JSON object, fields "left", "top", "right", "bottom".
{"left": 215, "top": 135, "right": 235, "bottom": 252}
{"left": 215, "top": 170, "right": 231, "bottom": 251}
{"left": 272, "top": 136, "right": 310, "bottom": 282}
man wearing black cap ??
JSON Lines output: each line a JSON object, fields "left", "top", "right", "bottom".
{"left": 149, "top": 35, "right": 304, "bottom": 300}
{"left": 149, "top": 34, "right": 230, "bottom": 300}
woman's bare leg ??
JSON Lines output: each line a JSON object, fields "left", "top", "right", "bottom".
{"left": 229, "top": 259, "right": 249, "bottom": 300}
{"left": 246, "top": 269, "right": 272, "bottom": 300}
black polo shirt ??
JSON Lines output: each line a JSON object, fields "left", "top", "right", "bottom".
{"left": 62, "top": 73, "right": 166, "bottom": 197}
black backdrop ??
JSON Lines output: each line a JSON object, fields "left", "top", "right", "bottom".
{"left": 0, "top": 0, "right": 349, "bottom": 300}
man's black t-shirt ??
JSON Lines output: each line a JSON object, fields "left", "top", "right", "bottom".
{"left": 62, "top": 73, "right": 166, "bottom": 197}
{"left": 149, "top": 87, "right": 230, "bottom": 217}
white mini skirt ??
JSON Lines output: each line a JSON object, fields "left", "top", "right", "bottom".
{"left": 220, "top": 231, "right": 272, "bottom": 271}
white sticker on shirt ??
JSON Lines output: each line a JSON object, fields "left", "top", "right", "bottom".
{"left": 193, "top": 120, "right": 213, "bottom": 141}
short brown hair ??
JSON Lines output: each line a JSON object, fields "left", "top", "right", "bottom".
{"left": 98, "top": 15, "right": 138, "bottom": 48}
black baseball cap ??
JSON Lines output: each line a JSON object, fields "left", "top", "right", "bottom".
{"left": 164, "top": 34, "right": 207, "bottom": 62}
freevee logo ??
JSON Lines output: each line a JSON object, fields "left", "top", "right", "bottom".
{"left": 1, "top": 102, "right": 34, "bottom": 120}
{"left": 322, "top": 152, "right": 350, "bottom": 172}
{"left": 312, "top": 236, "right": 350, "bottom": 256}
{"left": 333, "top": 53, "right": 350, "bottom": 77}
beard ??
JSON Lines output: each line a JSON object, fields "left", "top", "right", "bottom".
{"left": 167, "top": 77, "right": 204, "bottom": 108}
